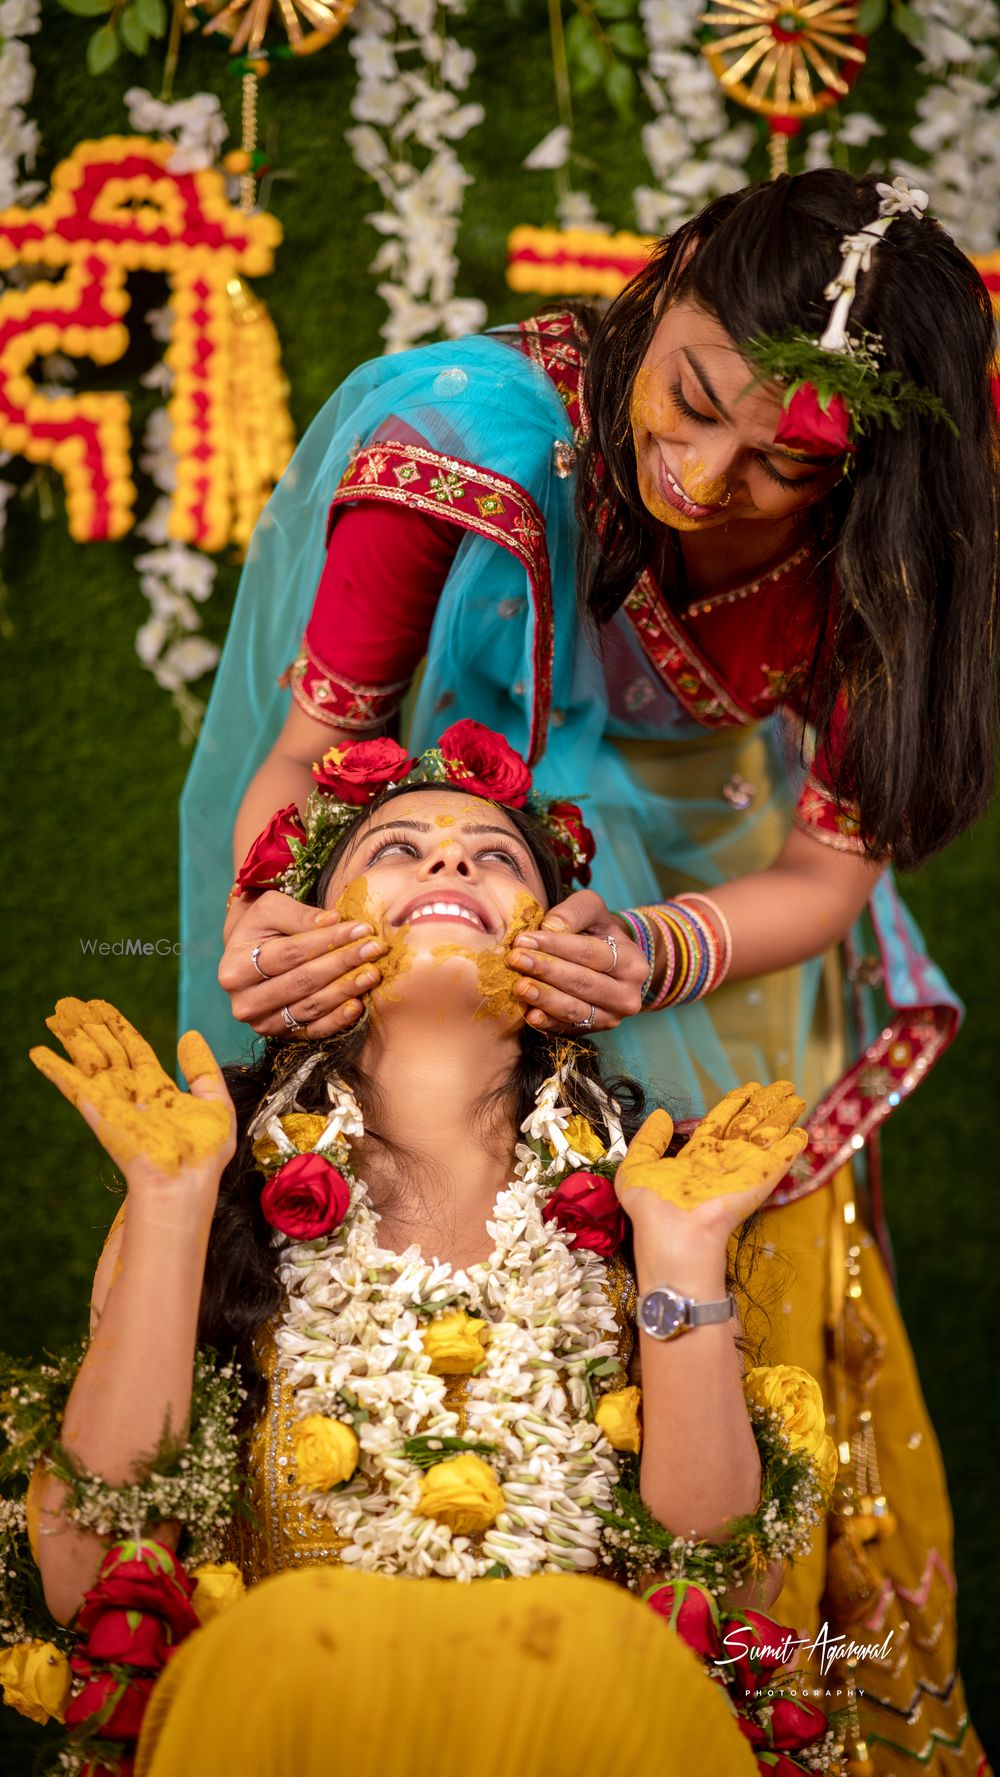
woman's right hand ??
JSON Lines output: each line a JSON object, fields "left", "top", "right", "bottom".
{"left": 29, "top": 999, "right": 236, "bottom": 1202}
{"left": 219, "top": 892, "right": 388, "bottom": 1038}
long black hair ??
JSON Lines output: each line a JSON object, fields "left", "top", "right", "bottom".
{"left": 200, "top": 783, "right": 767, "bottom": 1410}
{"left": 577, "top": 169, "right": 999, "bottom": 870}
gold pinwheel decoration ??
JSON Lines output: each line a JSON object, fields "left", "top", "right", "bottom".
{"left": 701, "top": 1, "right": 865, "bottom": 119}
{"left": 187, "top": 0, "right": 359, "bottom": 57}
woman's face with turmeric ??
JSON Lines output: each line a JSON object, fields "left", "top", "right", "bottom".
{"left": 322, "top": 790, "right": 548, "bottom": 1024}
{"left": 631, "top": 297, "right": 843, "bottom": 532}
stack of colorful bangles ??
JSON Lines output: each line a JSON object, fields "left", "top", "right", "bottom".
{"left": 618, "top": 894, "right": 733, "bottom": 1011}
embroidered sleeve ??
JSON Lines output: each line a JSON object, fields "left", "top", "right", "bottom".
{"left": 792, "top": 689, "right": 867, "bottom": 854}
{"left": 286, "top": 499, "right": 460, "bottom": 732}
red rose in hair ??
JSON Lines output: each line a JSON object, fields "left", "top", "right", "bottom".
{"left": 546, "top": 799, "right": 596, "bottom": 887}
{"left": 719, "top": 1610, "right": 799, "bottom": 1697}
{"left": 312, "top": 737, "right": 414, "bottom": 804}
{"left": 81, "top": 1607, "right": 173, "bottom": 1668}
{"left": 646, "top": 1580, "right": 721, "bottom": 1661}
{"left": 261, "top": 1152, "right": 351, "bottom": 1239}
{"left": 774, "top": 384, "right": 851, "bottom": 455}
{"left": 437, "top": 719, "right": 532, "bottom": 809}
{"left": 76, "top": 1549, "right": 198, "bottom": 1645}
{"left": 235, "top": 803, "right": 305, "bottom": 896}
{"left": 64, "top": 1672, "right": 157, "bottom": 1741}
{"left": 542, "top": 1170, "right": 625, "bottom": 1256}
{"left": 767, "top": 1696, "right": 828, "bottom": 1749}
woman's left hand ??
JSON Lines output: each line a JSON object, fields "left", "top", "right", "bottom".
{"left": 507, "top": 890, "right": 646, "bottom": 1033}
{"left": 616, "top": 1082, "right": 808, "bottom": 1246}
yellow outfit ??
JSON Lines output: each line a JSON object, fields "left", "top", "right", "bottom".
{"left": 136, "top": 1567, "right": 756, "bottom": 1777}
{"left": 134, "top": 1319, "right": 760, "bottom": 1777}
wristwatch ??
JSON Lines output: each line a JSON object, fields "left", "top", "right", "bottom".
{"left": 637, "top": 1285, "right": 735, "bottom": 1341}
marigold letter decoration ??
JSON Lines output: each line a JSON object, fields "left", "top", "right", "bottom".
{"left": 0, "top": 136, "right": 292, "bottom": 549}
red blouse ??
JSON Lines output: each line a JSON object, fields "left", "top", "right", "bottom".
{"left": 285, "top": 318, "right": 862, "bottom": 855}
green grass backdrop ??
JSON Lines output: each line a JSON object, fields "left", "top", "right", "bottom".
{"left": 1, "top": 6, "right": 997, "bottom": 1767}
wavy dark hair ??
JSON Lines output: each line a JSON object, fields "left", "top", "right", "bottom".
{"left": 577, "top": 169, "right": 999, "bottom": 870}
{"left": 199, "top": 784, "right": 769, "bottom": 1414}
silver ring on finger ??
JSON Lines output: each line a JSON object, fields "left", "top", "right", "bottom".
{"left": 604, "top": 934, "right": 618, "bottom": 973}
{"left": 578, "top": 1003, "right": 597, "bottom": 1032}
{"left": 280, "top": 1005, "right": 304, "bottom": 1033}
{"left": 251, "top": 943, "right": 272, "bottom": 981}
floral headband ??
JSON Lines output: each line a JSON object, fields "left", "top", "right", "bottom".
{"left": 234, "top": 719, "right": 596, "bottom": 904}
{"left": 744, "top": 177, "right": 956, "bottom": 456}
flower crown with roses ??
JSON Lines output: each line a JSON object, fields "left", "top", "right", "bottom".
{"left": 743, "top": 177, "right": 956, "bottom": 457}
{"left": 234, "top": 719, "right": 597, "bottom": 905}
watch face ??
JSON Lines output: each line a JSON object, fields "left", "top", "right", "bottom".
{"left": 639, "top": 1289, "right": 686, "bottom": 1340}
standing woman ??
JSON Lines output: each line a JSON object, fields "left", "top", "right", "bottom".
{"left": 185, "top": 170, "right": 996, "bottom": 1773}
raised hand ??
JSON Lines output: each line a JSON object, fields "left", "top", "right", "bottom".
{"left": 29, "top": 999, "right": 235, "bottom": 1196}
{"left": 615, "top": 1082, "right": 808, "bottom": 1240}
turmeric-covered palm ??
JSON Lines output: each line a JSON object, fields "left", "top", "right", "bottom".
{"left": 615, "top": 1082, "right": 807, "bottom": 1235}
{"left": 29, "top": 999, "right": 234, "bottom": 1185}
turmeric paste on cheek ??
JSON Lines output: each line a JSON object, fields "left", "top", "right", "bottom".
{"left": 475, "top": 892, "right": 545, "bottom": 1021}
{"left": 334, "top": 876, "right": 412, "bottom": 1002}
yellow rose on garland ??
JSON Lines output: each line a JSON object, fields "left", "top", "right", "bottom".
{"left": 252, "top": 1112, "right": 332, "bottom": 1170}
{"left": 563, "top": 1115, "right": 605, "bottom": 1160}
{"left": 0, "top": 1640, "right": 71, "bottom": 1724}
{"left": 743, "top": 1365, "right": 838, "bottom": 1490}
{"left": 293, "top": 1415, "right": 360, "bottom": 1491}
{"left": 421, "top": 1310, "right": 490, "bottom": 1375}
{"left": 190, "top": 1561, "right": 247, "bottom": 1626}
{"left": 595, "top": 1385, "right": 642, "bottom": 1454}
{"left": 414, "top": 1453, "right": 504, "bottom": 1535}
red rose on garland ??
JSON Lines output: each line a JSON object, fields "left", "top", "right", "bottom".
{"left": 438, "top": 719, "right": 532, "bottom": 809}
{"left": 261, "top": 1152, "right": 351, "bottom": 1239}
{"left": 766, "top": 1696, "right": 828, "bottom": 1749}
{"left": 542, "top": 1170, "right": 625, "bottom": 1256}
{"left": 64, "top": 1669, "right": 158, "bottom": 1741}
{"left": 756, "top": 1755, "right": 816, "bottom": 1776}
{"left": 719, "top": 1610, "right": 798, "bottom": 1697}
{"left": 235, "top": 803, "right": 306, "bottom": 896}
{"left": 76, "top": 1545, "right": 199, "bottom": 1645}
{"left": 774, "top": 384, "right": 851, "bottom": 455}
{"left": 545, "top": 799, "right": 596, "bottom": 887}
{"left": 312, "top": 737, "right": 414, "bottom": 805}
{"left": 81, "top": 1608, "right": 173, "bottom": 1668}
{"left": 646, "top": 1580, "right": 721, "bottom": 1661}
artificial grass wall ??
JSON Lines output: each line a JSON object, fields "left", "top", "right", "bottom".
{"left": 1, "top": 6, "right": 997, "bottom": 1767}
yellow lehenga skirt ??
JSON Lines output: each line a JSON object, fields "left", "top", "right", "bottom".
{"left": 609, "top": 729, "right": 989, "bottom": 1776}
{"left": 135, "top": 1568, "right": 757, "bottom": 1777}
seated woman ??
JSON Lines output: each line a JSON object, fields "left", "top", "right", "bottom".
{"left": 20, "top": 725, "right": 837, "bottom": 1777}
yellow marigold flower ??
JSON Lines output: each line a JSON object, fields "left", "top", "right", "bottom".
{"left": 595, "top": 1385, "right": 642, "bottom": 1453}
{"left": 293, "top": 1415, "right": 360, "bottom": 1491}
{"left": 190, "top": 1561, "right": 247, "bottom": 1627}
{"left": 0, "top": 1641, "right": 71, "bottom": 1725}
{"left": 414, "top": 1453, "right": 504, "bottom": 1535}
{"left": 743, "top": 1365, "right": 838, "bottom": 1490}
{"left": 563, "top": 1115, "right": 605, "bottom": 1160}
{"left": 252, "top": 1112, "right": 331, "bottom": 1170}
{"left": 421, "top": 1310, "right": 490, "bottom": 1375}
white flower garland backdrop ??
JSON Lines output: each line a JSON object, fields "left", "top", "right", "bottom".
{"left": 1, "top": 2, "right": 998, "bottom": 712}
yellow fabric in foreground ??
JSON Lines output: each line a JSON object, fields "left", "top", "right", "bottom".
{"left": 136, "top": 1567, "right": 757, "bottom": 1777}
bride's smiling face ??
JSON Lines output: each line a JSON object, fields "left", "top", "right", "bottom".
{"left": 322, "top": 788, "right": 549, "bottom": 958}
